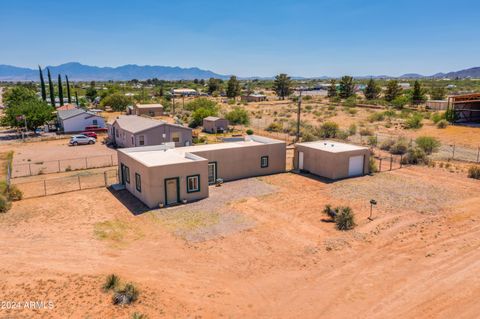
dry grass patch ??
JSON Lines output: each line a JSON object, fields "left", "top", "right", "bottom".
{"left": 94, "top": 219, "right": 144, "bottom": 245}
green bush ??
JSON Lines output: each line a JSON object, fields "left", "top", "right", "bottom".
{"left": 335, "top": 207, "right": 356, "bottom": 231}
{"left": 245, "top": 129, "right": 254, "bottom": 135}
{"left": 468, "top": 166, "right": 480, "bottom": 179}
{"left": 103, "top": 274, "right": 120, "bottom": 292}
{"left": 185, "top": 98, "right": 217, "bottom": 111}
{"left": 348, "top": 123, "right": 357, "bottom": 135}
{"left": 402, "top": 147, "right": 429, "bottom": 165}
{"left": 415, "top": 136, "right": 441, "bottom": 155}
{"left": 436, "top": 119, "right": 448, "bottom": 129}
{"left": 404, "top": 113, "right": 423, "bottom": 129}
{"left": 226, "top": 107, "right": 250, "bottom": 125}
{"left": 0, "top": 194, "right": 11, "bottom": 213}
{"left": 367, "top": 135, "right": 378, "bottom": 146}
{"left": 390, "top": 139, "right": 409, "bottom": 155}
{"left": 368, "top": 112, "right": 385, "bottom": 122}
{"left": 379, "top": 139, "right": 395, "bottom": 151}
{"left": 359, "top": 127, "right": 374, "bottom": 136}
{"left": 342, "top": 96, "right": 357, "bottom": 107}
{"left": 430, "top": 112, "right": 445, "bottom": 124}
{"left": 266, "top": 122, "right": 283, "bottom": 132}
{"left": 369, "top": 157, "right": 378, "bottom": 173}
{"left": 317, "top": 121, "right": 339, "bottom": 138}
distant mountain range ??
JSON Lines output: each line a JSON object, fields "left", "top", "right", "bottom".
{"left": 0, "top": 62, "right": 229, "bottom": 81}
{"left": 0, "top": 62, "right": 479, "bottom": 81}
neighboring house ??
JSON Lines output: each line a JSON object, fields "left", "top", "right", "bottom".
{"left": 172, "top": 88, "right": 198, "bottom": 96}
{"left": 127, "top": 103, "right": 164, "bottom": 117}
{"left": 241, "top": 94, "right": 267, "bottom": 102}
{"left": 294, "top": 140, "right": 370, "bottom": 180}
{"left": 203, "top": 116, "right": 229, "bottom": 133}
{"left": 57, "top": 109, "right": 106, "bottom": 133}
{"left": 399, "top": 83, "right": 411, "bottom": 90}
{"left": 108, "top": 115, "right": 192, "bottom": 148}
{"left": 116, "top": 135, "right": 286, "bottom": 208}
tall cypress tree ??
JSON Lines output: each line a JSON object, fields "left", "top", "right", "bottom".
{"left": 58, "top": 74, "right": 64, "bottom": 106}
{"left": 38, "top": 65, "right": 47, "bottom": 101}
{"left": 47, "top": 68, "right": 55, "bottom": 107}
{"left": 75, "top": 91, "right": 79, "bottom": 107}
{"left": 65, "top": 75, "right": 72, "bottom": 104}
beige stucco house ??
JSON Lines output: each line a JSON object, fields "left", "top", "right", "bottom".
{"left": 294, "top": 140, "right": 370, "bottom": 180}
{"left": 117, "top": 135, "right": 286, "bottom": 208}
{"left": 202, "top": 116, "right": 229, "bottom": 133}
{"left": 108, "top": 115, "right": 192, "bottom": 148}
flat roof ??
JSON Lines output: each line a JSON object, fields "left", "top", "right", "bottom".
{"left": 296, "top": 140, "right": 368, "bottom": 153}
{"left": 119, "top": 135, "right": 284, "bottom": 167}
{"left": 136, "top": 103, "right": 163, "bottom": 109}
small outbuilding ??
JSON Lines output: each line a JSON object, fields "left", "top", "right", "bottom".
{"left": 128, "top": 103, "right": 164, "bottom": 117}
{"left": 294, "top": 140, "right": 370, "bottom": 180}
{"left": 426, "top": 100, "right": 448, "bottom": 110}
{"left": 241, "top": 94, "right": 267, "bottom": 102}
{"left": 203, "top": 116, "right": 229, "bottom": 133}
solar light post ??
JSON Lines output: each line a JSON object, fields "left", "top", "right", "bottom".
{"left": 369, "top": 199, "right": 377, "bottom": 220}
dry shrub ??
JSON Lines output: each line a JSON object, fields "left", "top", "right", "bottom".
{"left": 468, "top": 166, "right": 480, "bottom": 179}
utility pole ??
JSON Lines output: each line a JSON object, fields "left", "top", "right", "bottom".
{"left": 296, "top": 89, "right": 303, "bottom": 143}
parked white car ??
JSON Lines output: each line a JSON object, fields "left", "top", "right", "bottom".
{"left": 69, "top": 135, "right": 96, "bottom": 146}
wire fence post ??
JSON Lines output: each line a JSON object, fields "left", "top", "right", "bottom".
{"left": 110, "top": 154, "right": 114, "bottom": 166}
{"left": 85, "top": 157, "right": 88, "bottom": 169}
{"left": 379, "top": 158, "right": 382, "bottom": 172}
{"left": 58, "top": 160, "right": 61, "bottom": 173}
{"left": 477, "top": 146, "right": 480, "bottom": 163}
{"left": 43, "top": 180, "right": 47, "bottom": 196}
{"left": 452, "top": 144, "right": 456, "bottom": 160}
{"left": 390, "top": 155, "right": 393, "bottom": 171}
{"left": 400, "top": 155, "right": 403, "bottom": 168}
{"left": 28, "top": 163, "right": 32, "bottom": 176}
{"left": 104, "top": 171, "right": 108, "bottom": 187}
{"left": 78, "top": 175, "right": 82, "bottom": 190}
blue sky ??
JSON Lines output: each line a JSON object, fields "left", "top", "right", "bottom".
{"left": 1, "top": 0, "right": 479, "bottom": 77}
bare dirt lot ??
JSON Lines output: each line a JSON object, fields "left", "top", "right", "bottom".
{"left": 1, "top": 138, "right": 116, "bottom": 177}
{"left": 1, "top": 167, "right": 479, "bottom": 318}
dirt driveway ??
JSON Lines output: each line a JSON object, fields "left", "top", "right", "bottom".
{"left": 0, "top": 167, "right": 479, "bottom": 318}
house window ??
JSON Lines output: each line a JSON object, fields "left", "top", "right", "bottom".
{"left": 139, "top": 135, "right": 145, "bottom": 146}
{"left": 135, "top": 173, "right": 141, "bottom": 192}
{"left": 186, "top": 175, "right": 200, "bottom": 193}
{"left": 261, "top": 156, "right": 269, "bottom": 168}
{"left": 93, "top": 119, "right": 98, "bottom": 126}
{"left": 172, "top": 132, "right": 180, "bottom": 143}
{"left": 124, "top": 165, "right": 130, "bottom": 183}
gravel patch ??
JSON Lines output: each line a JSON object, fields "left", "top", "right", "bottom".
{"left": 151, "top": 178, "right": 278, "bottom": 242}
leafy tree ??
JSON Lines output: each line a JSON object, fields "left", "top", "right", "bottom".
{"left": 3, "top": 86, "right": 36, "bottom": 108}
{"left": 384, "top": 80, "right": 402, "bottom": 102}
{"left": 100, "top": 93, "right": 132, "bottom": 111}
{"left": 430, "top": 86, "right": 446, "bottom": 100}
{"left": 2, "top": 99, "right": 55, "bottom": 131}
{"left": 226, "top": 75, "right": 241, "bottom": 99}
{"left": 38, "top": 66, "right": 47, "bottom": 101}
{"left": 86, "top": 86, "right": 97, "bottom": 102}
{"left": 65, "top": 75, "right": 72, "bottom": 104}
{"left": 273, "top": 73, "right": 292, "bottom": 100}
{"left": 207, "top": 78, "right": 223, "bottom": 95}
{"left": 47, "top": 68, "right": 55, "bottom": 107}
{"left": 226, "top": 107, "right": 250, "bottom": 125}
{"left": 57, "top": 74, "right": 64, "bottom": 106}
{"left": 189, "top": 107, "right": 218, "bottom": 128}
{"left": 391, "top": 95, "right": 409, "bottom": 109}
{"left": 327, "top": 79, "right": 337, "bottom": 98}
{"left": 364, "top": 78, "right": 380, "bottom": 100}
{"left": 184, "top": 98, "right": 217, "bottom": 112}
{"left": 411, "top": 80, "right": 426, "bottom": 105}
{"left": 338, "top": 76, "right": 355, "bottom": 99}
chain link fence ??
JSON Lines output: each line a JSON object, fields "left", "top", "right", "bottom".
{"left": 13, "top": 169, "right": 119, "bottom": 199}
{"left": 12, "top": 154, "right": 118, "bottom": 178}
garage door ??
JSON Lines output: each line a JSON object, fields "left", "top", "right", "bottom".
{"left": 348, "top": 155, "right": 364, "bottom": 177}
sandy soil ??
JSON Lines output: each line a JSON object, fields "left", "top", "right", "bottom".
{"left": 1, "top": 167, "right": 479, "bottom": 318}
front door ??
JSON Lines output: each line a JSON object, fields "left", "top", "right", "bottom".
{"left": 208, "top": 162, "right": 217, "bottom": 184}
{"left": 120, "top": 164, "right": 126, "bottom": 185}
{"left": 165, "top": 178, "right": 179, "bottom": 205}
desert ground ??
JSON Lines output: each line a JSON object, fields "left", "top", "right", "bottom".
{"left": 1, "top": 164, "right": 479, "bottom": 318}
